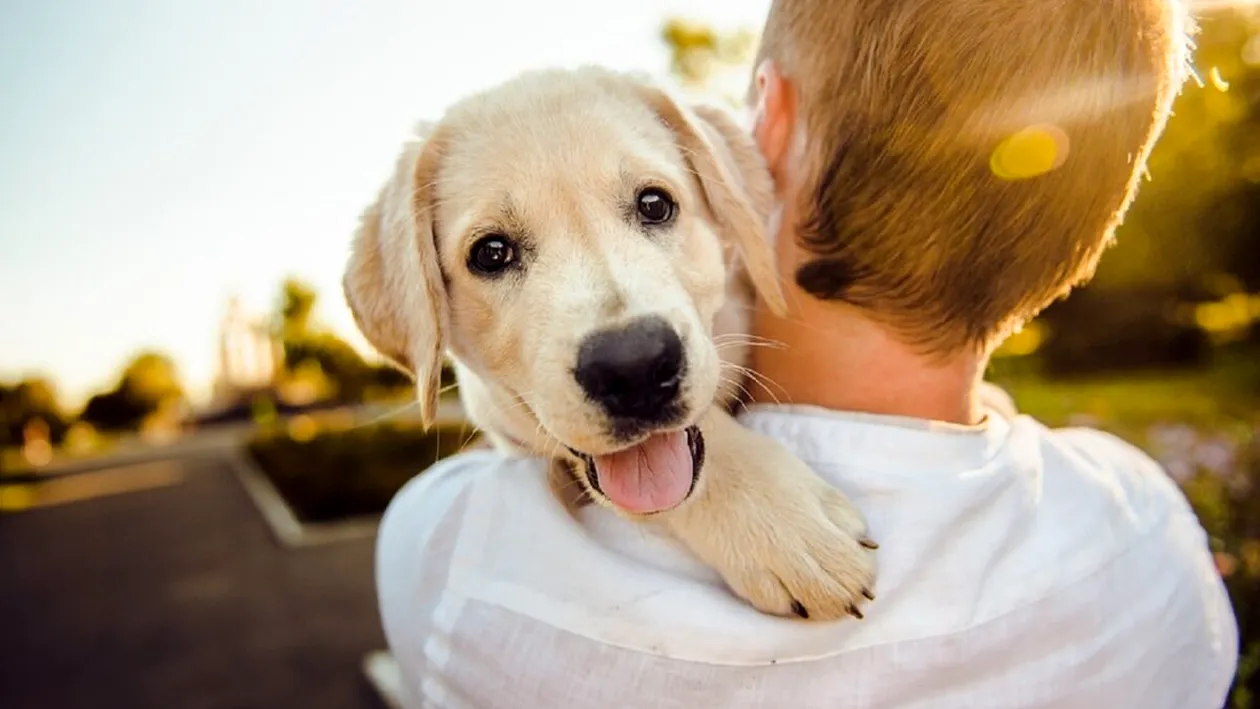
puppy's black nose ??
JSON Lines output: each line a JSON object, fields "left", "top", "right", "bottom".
{"left": 574, "top": 316, "right": 684, "bottom": 422}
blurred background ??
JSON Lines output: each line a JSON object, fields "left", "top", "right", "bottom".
{"left": 1, "top": 1, "right": 1257, "bottom": 707}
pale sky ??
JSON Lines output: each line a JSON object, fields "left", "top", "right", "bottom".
{"left": 0, "top": 0, "right": 772, "bottom": 409}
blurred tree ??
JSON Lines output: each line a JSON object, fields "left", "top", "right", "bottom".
{"left": 661, "top": 17, "right": 758, "bottom": 102}
{"left": 0, "top": 378, "right": 69, "bottom": 448}
{"left": 280, "top": 278, "right": 318, "bottom": 342}
{"left": 120, "top": 352, "right": 184, "bottom": 405}
{"left": 79, "top": 351, "right": 186, "bottom": 432}
{"left": 661, "top": 11, "right": 1260, "bottom": 374}
{"left": 79, "top": 391, "right": 147, "bottom": 433}
{"left": 273, "top": 277, "right": 417, "bottom": 404}
{"left": 1088, "top": 8, "right": 1260, "bottom": 292}
{"left": 1039, "top": 7, "right": 1260, "bottom": 372}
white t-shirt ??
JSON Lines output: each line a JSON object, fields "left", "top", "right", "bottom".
{"left": 375, "top": 403, "right": 1238, "bottom": 709}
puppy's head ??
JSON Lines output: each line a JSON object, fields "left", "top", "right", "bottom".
{"left": 344, "top": 68, "right": 784, "bottom": 514}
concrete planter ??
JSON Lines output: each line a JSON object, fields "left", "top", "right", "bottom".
{"left": 228, "top": 451, "right": 381, "bottom": 548}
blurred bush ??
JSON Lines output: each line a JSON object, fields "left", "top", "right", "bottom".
{"left": 1038, "top": 286, "right": 1211, "bottom": 375}
{"left": 273, "top": 278, "right": 450, "bottom": 406}
{"left": 1036, "top": 8, "right": 1260, "bottom": 371}
{"left": 662, "top": 10, "right": 1260, "bottom": 374}
{"left": 246, "top": 418, "right": 476, "bottom": 523}
{"left": 79, "top": 351, "right": 186, "bottom": 433}
{"left": 1160, "top": 427, "right": 1260, "bottom": 706}
{"left": 0, "top": 378, "right": 69, "bottom": 448}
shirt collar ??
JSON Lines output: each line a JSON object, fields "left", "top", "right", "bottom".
{"left": 737, "top": 402, "right": 1017, "bottom": 477}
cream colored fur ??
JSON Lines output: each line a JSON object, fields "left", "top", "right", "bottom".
{"left": 343, "top": 67, "right": 877, "bottom": 620}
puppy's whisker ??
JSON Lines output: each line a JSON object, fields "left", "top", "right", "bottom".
{"left": 744, "top": 371, "right": 788, "bottom": 406}
{"left": 713, "top": 332, "right": 780, "bottom": 343}
{"left": 553, "top": 474, "right": 590, "bottom": 497}
{"left": 718, "top": 374, "right": 756, "bottom": 408}
{"left": 713, "top": 333, "right": 787, "bottom": 349}
{"left": 715, "top": 340, "right": 786, "bottom": 353}
{"left": 348, "top": 399, "right": 421, "bottom": 431}
{"left": 458, "top": 423, "right": 484, "bottom": 451}
{"left": 479, "top": 389, "right": 537, "bottom": 423}
{"left": 723, "top": 361, "right": 789, "bottom": 406}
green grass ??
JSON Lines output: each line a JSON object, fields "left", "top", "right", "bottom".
{"left": 990, "top": 350, "right": 1258, "bottom": 437}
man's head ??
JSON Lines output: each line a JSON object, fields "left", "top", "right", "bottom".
{"left": 748, "top": 0, "right": 1193, "bottom": 356}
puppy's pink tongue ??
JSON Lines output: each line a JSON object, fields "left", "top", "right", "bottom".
{"left": 592, "top": 429, "right": 693, "bottom": 514}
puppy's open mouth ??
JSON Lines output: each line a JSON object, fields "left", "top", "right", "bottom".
{"left": 567, "top": 424, "right": 704, "bottom": 514}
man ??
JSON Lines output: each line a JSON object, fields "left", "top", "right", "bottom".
{"left": 375, "top": 0, "right": 1238, "bottom": 706}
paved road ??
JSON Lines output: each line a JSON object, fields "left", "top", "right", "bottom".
{"left": 0, "top": 453, "right": 388, "bottom": 709}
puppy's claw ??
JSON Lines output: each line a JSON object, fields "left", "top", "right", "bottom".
{"left": 862, "top": 587, "right": 875, "bottom": 601}
{"left": 859, "top": 538, "right": 879, "bottom": 550}
{"left": 848, "top": 604, "right": 864, "bottom": 620}
{"left": 790, "top": 600, "right": 809, "bottom": 619}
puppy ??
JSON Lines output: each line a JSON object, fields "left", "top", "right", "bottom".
{"left": 343, "top": 67, "right": 877, "bottom": 620}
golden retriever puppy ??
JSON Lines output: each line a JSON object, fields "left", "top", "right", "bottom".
{"left": 343, "top": 67, "right": 877, "bottom": 620}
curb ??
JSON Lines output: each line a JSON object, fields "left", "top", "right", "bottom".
{"left": 227, "top": 452, "right": 382, "bottom": 548}
{"left": 228, "top": 404, "right": 471, "bottom": 548}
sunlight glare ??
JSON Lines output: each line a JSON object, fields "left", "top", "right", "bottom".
{"left": 1208, "top": 66, "right": 1231, "bottom": 91}
{"left": 1243, "top": 34, "right": 1260, "bottom": 67}
{"left": 1190, "top": 0, "right": 1260, "bottom": 11}
{"left": 990, "top": 124, "right": 1070, "bottom": 181}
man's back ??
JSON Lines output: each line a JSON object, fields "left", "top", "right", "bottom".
{"left": 376, "top": 404, "right": 1237, "bottom": 708}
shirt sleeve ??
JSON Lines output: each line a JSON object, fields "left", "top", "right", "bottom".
{"left": 1051, "top": 426, "right": 1240, "bottom": 705}
{"left": 374, "top": 451, "right": 489, "bottom": 708}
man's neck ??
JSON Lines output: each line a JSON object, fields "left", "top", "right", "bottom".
{"left": 746, "top": 296, "right": 987, "bottom": 426}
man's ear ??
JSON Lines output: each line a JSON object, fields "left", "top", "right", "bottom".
{"left": 632, "top": 82, "right": 788, "bottom": 316}
{"left": 751, "top": 59, "right": 797, "bottom": 191}
{"left": 342, "top": 122, "right": 449, "bottom": 427}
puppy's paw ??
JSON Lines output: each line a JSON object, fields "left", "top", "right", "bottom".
{"left": 660, "top": 412, "right": 878, "bottom": 621}
{"left": 718, "top": 479, "right": 877, "bottom": 621}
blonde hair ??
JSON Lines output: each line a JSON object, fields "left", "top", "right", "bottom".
{"left": 753, "top": 0, "right": 1193, "bottom": 352}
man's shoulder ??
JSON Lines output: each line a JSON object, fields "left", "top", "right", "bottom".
{"left": 385, "top": 448, "right": 541, "bottom": 505}
{"left": 378, "top": 449, "right": 547, "bottom": 548}
{"left": 1035, "top": 421, "right": 1198, "bottom": 526}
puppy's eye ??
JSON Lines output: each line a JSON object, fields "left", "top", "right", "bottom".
{"left": 636, "top": 188, "right": 676, "bottom": 225}
{"left": 468, "top": 235, "right": 517, "bottom": 275}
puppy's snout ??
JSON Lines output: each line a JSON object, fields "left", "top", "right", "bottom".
{"left": 574, "top": 315, "right": 684, "bottom": 422}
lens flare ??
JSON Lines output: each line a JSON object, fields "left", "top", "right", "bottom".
{"left": 990, "top": 124, "right": 1070, "bottom": 181}
{"left": 1209, "top": 66, "right": 1231, "bottom": 91}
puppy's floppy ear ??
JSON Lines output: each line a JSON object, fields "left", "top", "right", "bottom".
{"left": 634, "top": 85, "right": 788, "bottom": 316}
{"left": 343, "top": 123, "right": 449, "bottom": 427}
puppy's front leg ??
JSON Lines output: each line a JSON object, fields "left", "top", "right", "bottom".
{"left": 659, "top": 408, "right": 878, "bottom": 620}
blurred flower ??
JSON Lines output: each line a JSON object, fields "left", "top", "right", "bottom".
{"left": 1227, "top": 471, "right": 1253, "bottom": 497}
{"left": 1241, "top": 540, "right": 1260, "bottom": 578}
{"left": 1164, "top": 458, "right": 1196, "bottom": 483}
{"left": 1148, "top": 422, "right": 1200, "bottom": 451}
{"left": 1147, "top": 422, "right": 1200, "bottom": 482}
{"left": 1215, "top": 551, "right": 1238, "bottom": 578}
{"left": 1193, "top": 434, "right": 1238, "bottom": 478}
